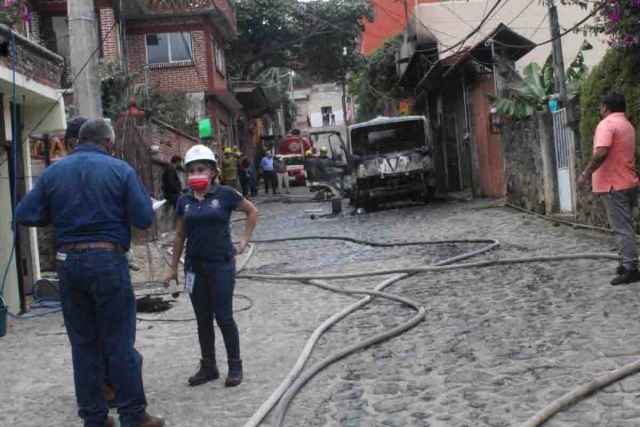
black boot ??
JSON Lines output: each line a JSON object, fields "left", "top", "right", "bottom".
{"left": 225, "top": 358, "right": 243, "bottom": 387}
{"left": 611, "top": 268, "right": 640, "bottom": 286}
{"left": 188, "top": 358, "right": 220, "bottom": 386}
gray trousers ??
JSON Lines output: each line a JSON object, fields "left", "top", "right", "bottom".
{"left": 604, "top": 187, "right": 639, "bottom": 271}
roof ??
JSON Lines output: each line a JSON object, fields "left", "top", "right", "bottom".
{"left": 349, "top": 115, "right": 427, "bottom": 131}
{"left": 442, "top": 23, "right": 536, "bottom": 78}
{"left": 232, "top": 81, "right": 270, "bottom": 115}
{"left": 210, "top": 89, "right": 243, "bottom": 113}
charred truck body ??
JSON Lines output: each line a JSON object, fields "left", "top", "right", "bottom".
{"left": 348, "top": 116, "right": 435, "bottom": 209}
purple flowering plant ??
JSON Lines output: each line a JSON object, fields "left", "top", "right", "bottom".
{"left": 0, "top": 0, "right": 31, "bottom": 28}
{"left": 567, "top": 0, "right": 640, "bottom": 49}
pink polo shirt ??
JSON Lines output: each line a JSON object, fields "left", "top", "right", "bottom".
{"left": 592, "top": 112, "right": 639, "bottom": 193}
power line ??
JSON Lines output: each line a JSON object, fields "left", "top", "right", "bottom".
{"left": 412, "top": 2, "right": 601, "bottom": 106}
{"left": 529, "top": 12, "right": 550, "bottom": 40}
{"left": 22, "top": 20, "right": 118, "bottom": 146}
{"left": 438, "top": 0, "right": 535, "bottom": 78}
{"left": 492, "top": 5, "right": 601, "bottom": 49}
{"left": 168, "top": 0, "right": 211, "bottom": 89}
{"left": 469, "top": 0, "right": 491, "bottom": 46}
{"left": 439, "top": 1, "right": 476, "bottom": 32}
{"left": 411, "top": 0, "right": 508, "bottom": 104}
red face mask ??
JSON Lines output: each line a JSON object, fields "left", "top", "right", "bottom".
{"left": 188, "top": 174, "right": 211, "bottom": 190}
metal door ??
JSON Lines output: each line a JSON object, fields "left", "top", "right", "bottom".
{"left": 553, "top": 108, "right": 575, "bottom": 213}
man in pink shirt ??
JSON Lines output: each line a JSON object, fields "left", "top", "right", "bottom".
{"left": 578, "top": 91, "right": 640, "bottom": 286}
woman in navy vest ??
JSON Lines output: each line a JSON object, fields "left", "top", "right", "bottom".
{"left": 165, "top": 144, "right": 258, "bottom": 387}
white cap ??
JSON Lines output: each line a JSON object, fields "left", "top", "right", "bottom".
{"left": 184, "top": 144, "right": 218, "bottom": 166}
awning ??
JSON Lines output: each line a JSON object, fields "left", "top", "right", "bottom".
{"left": 442, "top": 23, "right": 536, "bottom": 78}
{"left": 232, "top": 81, "right": 270, "bottom": 115}
{"left": 210, "top": 89, "right": 243, "bottom": 113}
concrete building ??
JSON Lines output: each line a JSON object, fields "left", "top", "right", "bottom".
{"left": 406, "top": 0, "right": 607, "bottom": 71}
{"left": 294, "top": 83, "right": 353, "bottom": 130}
{"left": 398, "top": 0, "right": 608, "bottom": 199}
{"left": 35, "top": 0, "right": 243, "bottom": 158}
{"left": 0, "top": 24, "right": 66, "bottom": 313}
{"left": 361, "top": 0, "right": 439, "bottom": 55}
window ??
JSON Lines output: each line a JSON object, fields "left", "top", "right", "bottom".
{"left": 146, "top": 32, "right": 193, "bottom": 66}
{"left": 214, "top": 42, "right": 225, "bottom": 76}
{"left": 351, "top": 121, "right": 427, "bottom": 156}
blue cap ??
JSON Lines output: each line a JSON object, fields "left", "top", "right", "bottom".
{"left": 65, "top": 117, "right": 89, "bottom": 141}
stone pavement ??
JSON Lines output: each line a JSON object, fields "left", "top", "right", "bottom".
{"left": 2, "top": 188, "right": 640, "bottom": 427}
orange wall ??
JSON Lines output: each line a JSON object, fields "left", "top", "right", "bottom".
{"left": 361, "top": 0, "right": 438, "bottom": 55}
{"left": 472, "top": 77, "right": 505, "bottom": 198}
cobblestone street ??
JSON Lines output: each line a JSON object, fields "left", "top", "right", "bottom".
{"left": 3, "top": 189, "right": 640, "bottom": 427}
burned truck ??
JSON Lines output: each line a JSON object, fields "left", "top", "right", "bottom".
{"left": 348, "top": 116, "right": 435, "bottom": 209}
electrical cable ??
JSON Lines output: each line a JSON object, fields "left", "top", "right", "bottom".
{"left": 22, "top": 20, "right": 117, "bottom": 149}
{"left": 411, "top": 0, "right": 508, "bottom": 105}
{"left": 0, "top": 21, "right": 117, "bottom": 319}
{"left": 137, "top": 242, "right": 257, "bottom": 322}
{"left": 528, "top": 11, "right": 551, "bottom": 40}
{"left": 491, "top": 4, "right": 603, "bottom": 49}
{"left": 412, "top": 1, "right": 600, "bottom": 106}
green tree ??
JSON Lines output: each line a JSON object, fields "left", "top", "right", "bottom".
{"left": 579, "top": 49, "right": 640, "bottom": 170}
{"left": 489, "top": 44, "right": 591, "bottom": 120}
{"left": 348, "top": 33, "right": 407, "bottom": 122}
{"left": 101, "top": 59, "right": 197, "bottom": 136}
{"left": 229, "top": 0, "right": 374, "bottom": 82}
{"left": 563, "top": 0, "right": 640, "bottom": 50}
{"left": 255, "top": 68, "right": 297, "bottom": 132}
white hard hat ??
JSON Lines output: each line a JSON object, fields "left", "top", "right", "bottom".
{"left": 184, "top": 144, "right": 218, "bottom": 166}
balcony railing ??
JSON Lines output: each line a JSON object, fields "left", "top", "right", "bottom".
{"left": 123, "top": 0, "right": 237, "bottom": 39}
{"left": 0, "top": 25, "right": 64, "bottom": 89}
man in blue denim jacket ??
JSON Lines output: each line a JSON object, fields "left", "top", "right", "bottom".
{"left": 16, "top": 119, "right": 164, "bottom": 427}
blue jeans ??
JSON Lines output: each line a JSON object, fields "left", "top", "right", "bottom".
{"left": 56, "top": 249, "right": 147, "bottom": 427}
{"left": 186, "top": 257, "right": 240, "bottom": 361}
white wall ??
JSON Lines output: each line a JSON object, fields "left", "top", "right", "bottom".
{"left": 307, "top": 86, "right": 345, "bottom": 127}
{"left": 0, "top": 148, "right": 19, "bottom": 312}
{"left": 0, "top": 65, "right": 66, "bottom": 312}
{"left": 414, "top": 0, "right": 608, "bottom": 70}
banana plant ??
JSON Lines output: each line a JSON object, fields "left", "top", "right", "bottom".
{"left": 488, "top": 40, "right": 591, "bottom": 120}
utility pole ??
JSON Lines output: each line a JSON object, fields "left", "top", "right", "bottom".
{"left": 68, "top": 0, "right": 103, "bottom": 119}
{"left": 547, "top": 0, "right": 568, "bottom": 108}
{"left": 289, "top": 70, "right": 294, "bottom": 101}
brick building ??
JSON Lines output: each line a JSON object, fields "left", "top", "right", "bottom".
{"left": 34, "top": 0, "right": 244, "bottom": 159}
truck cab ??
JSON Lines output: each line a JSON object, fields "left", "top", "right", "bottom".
{"left": 348, "top": 116, "right": 435, "bottom": 209}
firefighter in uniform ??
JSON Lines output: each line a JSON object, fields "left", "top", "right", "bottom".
{"left": 303, "top": 150, "right": 316, "bottom": 184}
{"left": 222, "top": 147, "right": 241, "bottom": 192}
{"left": 315, "top": 146, "right": 333, "bottom": 182}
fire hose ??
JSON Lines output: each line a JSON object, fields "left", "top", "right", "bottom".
{"left": 230, "top": 235, "right": 629, "bottom": 427}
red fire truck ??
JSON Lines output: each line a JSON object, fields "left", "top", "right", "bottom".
{"left": 278, "top": 132, "right": 312, "bottom": 185}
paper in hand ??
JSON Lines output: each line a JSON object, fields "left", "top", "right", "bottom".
{"left": 151, "top": 198, "right": 167, "bottom": 211}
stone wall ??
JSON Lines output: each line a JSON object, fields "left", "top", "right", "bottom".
{"left": 502, "top": 115, "right": 546, "bottom": 214}
{"left": 574, "top": 153, "right": 640, "bottom": 232}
